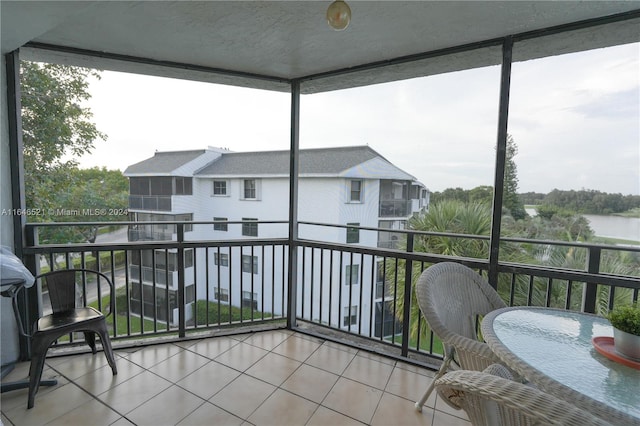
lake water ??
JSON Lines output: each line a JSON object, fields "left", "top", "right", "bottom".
{"left": 582, "top": 214, "right": 640, "bottom": 241}
{"left": 525, "top": 208, "right": 640, "bottom": 241}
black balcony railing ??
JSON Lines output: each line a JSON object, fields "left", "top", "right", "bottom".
{"left": 21, "top": 220, "right": 640, "bottom": 366}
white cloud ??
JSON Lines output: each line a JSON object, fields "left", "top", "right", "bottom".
{"left": 79, "top": 42, "right": 639, "bottom": 195}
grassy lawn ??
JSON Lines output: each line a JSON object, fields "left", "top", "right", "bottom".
{"left": 106, "top": 312, "right": 161, "bottom": 336}
{"left": 56, "top": 290, "right": 159, "bottom": 342}
{"left": 615, "top": 208, "right": 640, "bottom": 218}
{"left": 194, "top": 300, "right": 272, "bottom": 325}
{"left": 88, "top": 294, "right": 275, "bottom": 337}
{"left": 57, "top": 311, "right": 157, "bottom": 343}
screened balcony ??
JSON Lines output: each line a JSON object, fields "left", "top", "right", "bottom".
{"left": 2, "top": 2, "right": 639, "bottom": 425}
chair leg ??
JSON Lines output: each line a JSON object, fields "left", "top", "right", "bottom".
{"left": 415, "top": 352, "right": 454, "bottom": 412}
{"left": 95, "top": 323, "right": 117, "bottom": 375}
{"left": 27, "top": 337, "right": 52, "bottom": 409}
{"left": 84, "top": 331, "right": 97, "bottom": 354}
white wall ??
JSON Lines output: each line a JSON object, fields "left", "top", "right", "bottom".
{"left": 139, "top": 172, "right": 414, "bottom": 336}
{"left": 187, "top": 174, "right": 386, "bottom": 335}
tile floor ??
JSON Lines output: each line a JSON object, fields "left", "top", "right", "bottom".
{"left": 1, "top": 330, "right": 469, "bottom": 426}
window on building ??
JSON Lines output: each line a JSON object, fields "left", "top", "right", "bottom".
{"left": 374, "top": 301, "right": 400, "bottom": 338}
{"left": 376, "top": 261, "right": 386, "bottom": 299}
{"left": 162, "top": 249, "right": 194, "bottom": 270}
{"left": 392, "top": 182, "right": 405, "bottom": 200}
{"left": 214, "top": 252, "right": 229, "bottom": 267}
{"left": 213, "top": 217, "right": 228, "bottom": 231}
{"left": 345, "top": 264, "right": 359, "bottom": 285}
{"left": 242, "top": 218, "right": 258, "bottom": 237}
{"left": 185, "top": 284, "right": 195, "bottom": 303}
{"left": 175, "top": 177, "right": 193, "bottom": 195}
{"left": 131, "top": 249, "right": 193, "bottom": 270}
{"left": 349, "top": 180, "right": 363, "bottom": 202}
{"left": 242, "top": 255, "right": 259, "bottom": 274}
{"left": 214, "top": 287, "right": 229, "bottom": 302}
{"left": 343, "top": 306, "right": 358, "bottom": 327}
{"left": 243, "top": 179, "right": 257, "bottom": 199}
{"left": 131, "top": 250, "right": 151, "bottom": 268}
{"left": 213, "top": 180, "right": 227, "bottom": 196}
{"left": 242, "top": 291, "right": 258, "bottom": 309}
{"left": 184, "top": 249, "right": 194, "bottom": 268}
{"left": 130, "top": 177, "right": 151, "bottom": 195}
{"left": 346, "top": 223, "right": 360, "bottom": 244}
{"left": 150, "top": 177, "right": 173, "bottom": 195}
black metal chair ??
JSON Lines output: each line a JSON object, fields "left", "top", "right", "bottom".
{"left": 11, "top": 268, "right": 118, "bottom": 408}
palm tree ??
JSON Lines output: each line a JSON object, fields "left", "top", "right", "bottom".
{"left": 387, "top": 200, "right": 492, "bottom": 346}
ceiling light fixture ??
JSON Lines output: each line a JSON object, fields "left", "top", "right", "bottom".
{"left": 326, "top": 0, "right": 351, "bottom": 31}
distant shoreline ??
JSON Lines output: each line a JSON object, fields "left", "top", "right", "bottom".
{"left": 524, "top": 205, "right": 640, "bottom": 219}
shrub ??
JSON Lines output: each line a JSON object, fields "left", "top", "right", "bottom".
{"left": 608, "top": 304, "right": 640, "bottom": 336}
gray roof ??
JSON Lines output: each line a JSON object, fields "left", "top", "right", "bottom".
{"left": 124, "top": 150, "right": 207, "bottom": 174}
{"left": 196, "top": 146, "right": 385, "bottom": 176}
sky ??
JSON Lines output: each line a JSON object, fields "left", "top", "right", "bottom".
{"left": 78, "top": 42, "right": 640, "bottom": 195}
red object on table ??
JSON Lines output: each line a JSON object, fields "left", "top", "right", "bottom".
{"left": 592, "top": 336, "right": 640, "bottom": 370}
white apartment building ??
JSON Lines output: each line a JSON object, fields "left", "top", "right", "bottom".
{"left": 124, "top": 145, "right": 429, "bottom": 336}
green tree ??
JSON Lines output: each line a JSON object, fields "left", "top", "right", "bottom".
{"left": 39, "top": 167, "right": 129, "bottom": 244}
{"left": 19, "top": 61, "right": 127, "bottom": 248}
{"left": 21, "top": 61, "right": 106, "bottom": 217}
{"left": 503, "top": 135, "right": 527, "bottom": 220}
{"left": 388, "top": 200, "right": 492, "bottom": 344}
{"left": 468, "top": 185, "right": 493, "bottom": 205}
{"left": 430, "top": 187, "right": 468, "bottom": 204}
{"left": 542, "top": 189, "right": 640, "bottom": 215}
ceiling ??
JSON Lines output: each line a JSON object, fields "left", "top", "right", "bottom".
{"left": 2, "top": 1, "right": 639, "bottom": 93}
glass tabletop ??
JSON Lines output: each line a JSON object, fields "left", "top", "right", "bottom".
{"left": 483, "top": 307, "right": 640, "bottom": 421}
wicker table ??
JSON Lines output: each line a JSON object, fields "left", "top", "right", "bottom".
{"left": 481, "top": 306, "right": 640, "bottom": 426}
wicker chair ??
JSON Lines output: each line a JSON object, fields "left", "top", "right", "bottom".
{"left": 435, "top": 364, "right": 612, "bottom": 426}
{"left": 414, "top": 262, "right": 506, "bottom": 411}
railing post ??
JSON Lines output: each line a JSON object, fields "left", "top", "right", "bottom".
{"left": 401, "top": 233, "right": 414, "bottom": 357}
{"left": 177, "top": 223, "right": 186, "bottom": 337}
{"left": 582, "top": 246, "right": 601, "bottom": 314}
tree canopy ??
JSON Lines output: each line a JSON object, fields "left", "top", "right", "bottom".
{"left": 21, "top": 61, "right": 128, "bottom": 244}
{"left": 540, "top": 189, "right": 640, "bottom": 215}
{"left": 502, "top": 135, "right": 527, "bottom": 220}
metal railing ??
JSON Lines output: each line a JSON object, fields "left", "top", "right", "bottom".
{"left": 21, "top": 220, "right": 640, "bottom": 365}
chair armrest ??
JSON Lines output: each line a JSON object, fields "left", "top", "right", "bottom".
{"left": 0, "top": 280, "right": 31, "bottom": 338}
{"left": 435, "top": 370, "right": 612, "bottom": 426}
{"left": 90, "top": 270, "right": 116, "bottom": 318}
